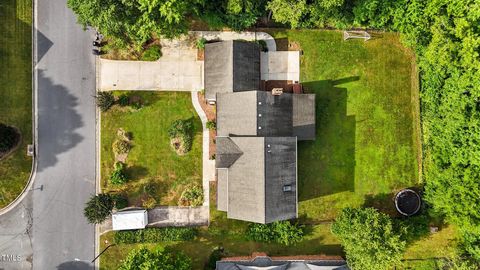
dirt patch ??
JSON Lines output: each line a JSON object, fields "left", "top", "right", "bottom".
{"left": 170, "top": 137, "right": 187, "bottom": 155}
{"left": 0, "top": 126, "right": 22, "bottom": 161}
{"left": 197, "top": 49, "right": 204, "bottom": 60}
{"left": 288, "top": 41, "right": 301, "bottom": 51}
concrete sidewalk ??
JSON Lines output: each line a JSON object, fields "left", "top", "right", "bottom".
{"left": 192, "top": 31, "right": 277, "bottom": 51}
{"left": 99, "top": 206, "right": 209, "bottom": 233}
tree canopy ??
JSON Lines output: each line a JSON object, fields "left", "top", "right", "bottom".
{"left": 331, "top": 208, "right": 406, "bottom": 270}
{"left": 83, "top": 193, "right": 115, "bottom": 224}
{"left": 119, "top": 247, "right": 191, "bottom": 270}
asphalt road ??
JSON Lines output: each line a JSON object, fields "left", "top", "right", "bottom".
{"left": 32, "top": 0, "right": 96, "bottom": 269}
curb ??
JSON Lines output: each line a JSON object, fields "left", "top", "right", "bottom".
{"left": 0, "top": 0, "right": 38, "bottom": 216}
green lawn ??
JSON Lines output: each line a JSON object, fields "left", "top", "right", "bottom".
{"left": 0, "top": 0, "right": 32, "bottom": 208}
{"left": 101, "top": 91, "right": 202, "bottom": 206}
{"left": 99, "top": 30, "right": 454, "bottom": 269}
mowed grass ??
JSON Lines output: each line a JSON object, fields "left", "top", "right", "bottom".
{"left": 273, "top": 30, "right": 421, "bottom": 221}
{"left": 101, "top": 91, "right": 202, "bottom": 206}
{"left": 0, "top": 0, "right": 32, "bottom": 208}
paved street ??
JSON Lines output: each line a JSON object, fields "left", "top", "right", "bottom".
{"left": 32, "top": 0, "right": 96, "bottom": 269}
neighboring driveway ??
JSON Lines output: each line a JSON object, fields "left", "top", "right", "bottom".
{"left": 99, "top": 48, "right": 203, "bottom": 91}
{"left": 32, "top": 0, "right": 96, "bottom": 269}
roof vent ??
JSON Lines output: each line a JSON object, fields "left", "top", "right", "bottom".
{"left": 258, "top": 114, "right": 262, "bottom": 117}
{"left": 272, "top": 88, "right": 283, "bottom": 96}
{"left": 258, "top": 102, "right": 262, "bottom": 105}
{"left": 283, "top": 185, "right": 292, "bottom": 192}
{"left": 258, "top": 126, "right": 262, "bottom": 130}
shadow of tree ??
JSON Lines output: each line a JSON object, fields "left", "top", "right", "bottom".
{"left": 36, "top": 69, "right": 85, "bottom": 172}
{"left": 57, "top": 260, "right": 93, "bottom": 270}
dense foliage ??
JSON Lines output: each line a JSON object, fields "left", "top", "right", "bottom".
{"left": 178, "top": 185, "right": 204, "bottom": 206}
{"left": 96, "top": 91, "right": 114, "bottom": 112}
{"left": 84, "top": 193, "right": 114, "bottom": 224}
{"left": 114, "top": 227, "right": 198, "bottom": 244}
{"left": 110, "top": 162, "right": 127, "bottom": 185}
{"left": 246, "top": 220, "right": 304, "bottom": 245}
{"left": 0, "top": 123, "right": 19, "bottom": 154}
{"left": 206, "top": 120, "right": 216, "bottom": 130}
{"left": 331, "top": 208, "right": 405, "bottom": 270}
{"left": 168, "top": 118, "right": 194, "bottom": 154}
{"left": 141, "top": 45, "right": 162, "bottom": 61}
{"left": 119, "top": 247, "right": 192, "bottom": 270}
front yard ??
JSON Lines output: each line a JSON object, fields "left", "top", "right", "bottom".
{"left": 99, "top": 30, "right": 456, "bottom": 269}
{"left": 101, "top": 91, "right": 202, "bottom": 207}
{"left": 0, "top": 0, "right": 33, "bottom": 208}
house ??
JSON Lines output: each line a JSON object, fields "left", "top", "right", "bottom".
{"left": 216, "top": 253, "right": 349, "bottom": 270}
{"left": 205, "top": 40, "right": 315, "bottom": 224}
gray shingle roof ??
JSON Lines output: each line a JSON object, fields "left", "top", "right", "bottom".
{"left": 216, "top": 137, "right": 243, "bottom": 168}
{"left": 216, "top": 256, "right": 349, "bottom": 270}
{"left": 265, "top": 137, "right": 297, "bottom": 223}
{"left": 217, "top": 91, "right": 315, "bottom": 141}
{"left": 205, "top": 41, "right": 260, "bottom": 101}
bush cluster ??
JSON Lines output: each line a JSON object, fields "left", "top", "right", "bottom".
{"left": 196, "top": 38, "right": 207, "bottom": 49}
{"left": 84, "top": 193, "right": 115, "bottom": 224}
{"left": 178, "top": 185, "right": 204, "bottom": 207}
{"left": 168, "top": 119, "right": 194, "bottom": 154}
{"left": 246, "top": 220, "right": 304, "bottom": 245}
{"left": 206, "top": 120, "right": 216, "bottom": 130}
{"left": 141, "top": 45, "right": 162, "bottom": 61}
{"left": 114, "top": 227, "right": 198, "bottom": 244}
{"left": 110, "top": 162, "right": 127, "bottom": 185}
{"left": 118, "top": 94, "right": 129, "bottom": 107}
{"left": 112, "top": 139, "right": 130, "bottom": 155}
{"left": 96, "top": 92, "right": 115, "bottom": 112}
{"left": 0, "top": 123, "right": 19, "bottom": 153}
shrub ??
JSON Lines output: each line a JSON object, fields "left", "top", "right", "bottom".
{"left": 112, "top": 193, "right": 129, "bottom": 209}
{"left": 118, "top": 94, "right": 129, "bottom": 106}
{"left": 178, "top": 185, "right": 204, "bottom": 207}
{"left": 84, "top": 193, "right": 115, "bottom": 224}
{"left": 204, "top": 247, "right": 225, "bottom": 270}
{"left": 246, "top": 220, "right": 304, "bottom": 245}
{"left": 114, "top": 227, "right": 198, "bottom": 244}
{"left": 141, "top": 45, "right": 162, "bottom": 61}
{"left": 142, "top": 196, "right": 157, "bottom": 209}
{"left": 168, "top": 119, "right": 194, "bottom": 154}
{"left": 110, "top": 162, "right": 127, "bottom": 185}
{"left": 96, "top": 92, "right": 115, "bottom": 112}
{"left": 331, "top": 207, "right": 405, "bottom": 270}
{"left": 112, "top": 139, "right": 130, "bottom": 155}
{"left": 256, "top": 40, "right": 268, "bottom": 52}
{"left": 196, "top": 37, "right": 207, "bottom": 49}
{"left": 143, "top": 183, "right": 157, "bottom": 196}
{"left": 0, "top": 123, "right": 19, "bottom": 153}
{"left": 206, "top": 120, "right": 216, "bottom": 130}
{"left": 119, "top": 247, "right": 192, "bottom": 270}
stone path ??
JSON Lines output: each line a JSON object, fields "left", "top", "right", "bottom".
{"left": 98, "top": 206, "right": 209, "bottom": 233}
{"left": 191, "top": 31, "right": 277, "bottom": 51}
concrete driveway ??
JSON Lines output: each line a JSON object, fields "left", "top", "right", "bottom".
{"left": 99, "top": 49, "right": 203, "bottom": 91}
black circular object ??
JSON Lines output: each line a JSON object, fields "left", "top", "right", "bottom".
{"left": 395, "top": 189, "right": 421, "bottom": 216}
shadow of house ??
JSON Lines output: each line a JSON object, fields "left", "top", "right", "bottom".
{"left": 36, "top": 29, "right": 53, "bottom": 63}
{"left": 297, "top": 79, "right": 357, "bottom": 201}
{"left": 36, "top": 69, "right": 84, "bottom": 172}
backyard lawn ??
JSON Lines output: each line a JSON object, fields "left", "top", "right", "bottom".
{"left": 101, "top": 91, "right": 202, "bottom": 206}
{"left": 0, "top": 0, "right": 33, "bottom": 208}
{"left": 100, "top": 30, "right": 454, "bottom": 269}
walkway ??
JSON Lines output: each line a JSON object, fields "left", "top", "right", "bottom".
{"left": 191, "top": 91, "right": 216, "bottom": 207}
{"left": 191, "top": 31, "right": 277, "bottom": 51}
{"left": 99, "top": 206, "right": 209, "bottom": 233}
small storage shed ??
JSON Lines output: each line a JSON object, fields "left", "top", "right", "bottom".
{"left": 112, "top": 210, "right": 148, "bottom": 231}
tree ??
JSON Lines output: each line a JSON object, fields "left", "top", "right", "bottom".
{"left": 222, "top": 0, "right": 265, "bottom": 30}
{"left": 0, "top": 123, "right": 19, "bottom": 153}
{"left": 267, "top": 0, "right": 307, "bottom": 29}
{"left": 96, "top": 92, "right": 115, "bottom": 112}
{"left": 67, "top": 0, "right": 203, "bottom": 50}
{"left": 331, "top": 208, "right": 405, "bottom": 270}
{"left": 119, "top": 247, "right": 192, "bottom": 270}
{"left": 83, "top": 193, "right": 115, "bottom": 224}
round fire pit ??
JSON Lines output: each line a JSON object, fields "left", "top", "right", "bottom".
{"left": 395, "top": 189, "right": 421, "bottom": 216}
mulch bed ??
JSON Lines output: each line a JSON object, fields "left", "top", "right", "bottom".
{"left": 197, "top": 92, "right": 216, "bottom": 158}
{"left": 0, "top": 126, "right": 22, "bottom": 161}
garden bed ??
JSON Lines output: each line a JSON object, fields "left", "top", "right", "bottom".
{"left": 100, "top": 91, "right": 203, "bottom": 207}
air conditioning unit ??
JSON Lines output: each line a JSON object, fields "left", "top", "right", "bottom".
{"left": 272, "top": 88, "right": 283, "bottom": 96}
